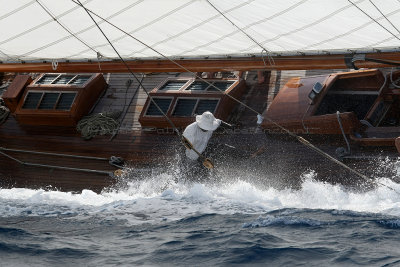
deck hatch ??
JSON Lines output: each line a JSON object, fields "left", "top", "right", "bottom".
{"left": 145, "top": 98, "right": 172, "bottom": 116}
{"left": 173, "top": 99, "right": 197, "bottom": 116}
{"left": 22, "top": 92, "right": 43, "bottom": 109}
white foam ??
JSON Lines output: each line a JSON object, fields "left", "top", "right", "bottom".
{"left": 1, "top": 171, "right": 400, "bottom": 223}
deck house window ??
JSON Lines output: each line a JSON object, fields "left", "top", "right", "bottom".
{"left": 56, "top": 93, "right": 76, "bottom": 110}
{"left": 185, "top": 81, "right": 234, "bottom": 92}
{"left": 35, "top": 74, "right": 91, "bottom": 86}
{"left": 22, "top": 92, "right": 43, "bottom": 109}
{"left": 159, "top": 81, "right": 188, "bottom": 91}
{"left": 173, "top": 99, "right": 197, "bottom": 116}
{"left": 145, "top": 98, "right": 172, "bottom": 116}
{"left": 172, "top": 98, "right": 219, "bottom": 117}
{"left": 195, "top": 99, "right": 219, "bottom": 114}
{"left": 22, "top": 91, "right": 77, "bottom": 110}
{"left": 139, "top": 76, "right": 245, "bottom": 128}
{"left": 186, "top": 81, "right": 209, "bottom": 91}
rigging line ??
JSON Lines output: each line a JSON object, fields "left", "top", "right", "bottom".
{"left": 240, "top": 0, "right": 364, "bottom": 53}
{"left": 71, "top": 0, "right": 261, "bottom": 116}
{"left": 369, "top": 0, "right": 400, "bottom": 35}
{"left": 0, "top": 49, "right": 11, "bottom": 60}
{"left": 126, "top": 0, "right": 259, "bottom": 58}
{"left": 35, "top": 0, "right": 97, "bottom": 54}
{"left": 69, "top": 0, "right": 261, "bottom": 116}
{"left": 21, "top": 0, "right": 142, "bottom": 58}
{"left": 0, "top": 0, "right": 94, "bottom": 46}
{"left": 76, "top": 0, "right": 212, "bottom": 165}
{"left": 72, "top": 0, "right": 197, "bottom": 58}
{"left": 74, "top": 0, "right": 180, "bottom": 136}
{"left": 180, "top": 0, "right": 308, "bottom": 56}
{"left": 348, "top": 0, "right": 400, "bottom": 42}
{"left": 71, "top": 0, "right": 397, "bottom": 191}
{"left": 205, "top": 0, "right": 274, "bottom": 65}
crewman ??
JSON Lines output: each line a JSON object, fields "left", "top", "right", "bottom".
{"left": 182, "top": 111, "right": 222, "bottom": 161}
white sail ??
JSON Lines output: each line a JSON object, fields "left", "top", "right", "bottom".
{"left": 0, "top": 0, "right": 400, "bottom": 62}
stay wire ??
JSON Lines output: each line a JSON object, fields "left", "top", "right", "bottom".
{"left": 35, "top": 0, "right": 98, "bottom": 55}
{"left": 206, "top": 0, "right": 275, "bottom": 66}
{"left": 69, "top": 0, "right": 261, "bottom": 117}
{"left": 73, "top": 0, "right": 399, "bottom": 193}
{"left": 348, "top": 0, "right": 400, "bottom": 42}
{"left": 75, "top": 0, "right": 180, "bottom": 136}
{"left": 368, "top": 0, "right": 400, "bottom": 35}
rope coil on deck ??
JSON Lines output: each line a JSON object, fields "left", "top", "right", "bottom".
{"left": 77, "top": 111, "right": 121, "bottom": 140}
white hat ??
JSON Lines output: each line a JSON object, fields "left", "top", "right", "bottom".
{"left": 196, "top": 111, "right": 220, "bottom": 131}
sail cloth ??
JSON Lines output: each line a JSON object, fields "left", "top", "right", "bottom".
{"left": 1, "top": 0, "right": 400, "bottom": 62}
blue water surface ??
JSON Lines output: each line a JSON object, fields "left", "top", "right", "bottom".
{"left": 0, "top": 174, "right": 400, "bottom": 266}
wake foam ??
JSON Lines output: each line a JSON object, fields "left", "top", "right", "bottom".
{"left": 0, "top": 171, "right": 400, "bottom": 220}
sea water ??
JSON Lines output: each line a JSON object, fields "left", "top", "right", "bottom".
{"left": 1, "top": 170, "right": 400, "bottom": 266}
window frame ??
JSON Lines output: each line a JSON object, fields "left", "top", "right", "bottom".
{"left": 143, "top": 96, "right": 174, "bottom": 117}
{"left": 33, "top": 73, "right": 94, "bottom": 87}
{"left": 153, "top": 78, "right": 192, "bottom": 92}
{"left": 154, "top": 78, "right": 237, "bottom": 93}
{"left": 21, "top": 90, "right": 78, "bottom": 111}
{"left": 171, "top": 97, "right": 220, "bottom": 117}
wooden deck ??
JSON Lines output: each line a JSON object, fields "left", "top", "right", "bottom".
{"left": 1, "top": 69, "right": 382, "bottom": 192}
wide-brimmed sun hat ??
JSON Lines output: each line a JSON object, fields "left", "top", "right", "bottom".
{"left": 196, "top": 111, "right": 220, "bottom": 131}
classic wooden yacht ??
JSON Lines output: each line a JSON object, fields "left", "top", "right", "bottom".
{"left": 1, "top": 1, "right": 400, "bottom": 192}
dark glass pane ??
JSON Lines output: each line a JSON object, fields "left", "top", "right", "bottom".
{"left": 186, "top": 81, "right": 209, "bottom": 91}
{"left": 195, "top": 99, "right": 219, "bottom": 114}
{"left": 172, "top": 99, "right": 197, "bottom": 116}
{"left": 39, "top": 93, "right": 59, "bottom": 109}
{"left": 56, "top": 93, "right": 76, "bottom": 110}
{"left": 159, "top": 81, "right": 187, "bottom": 91}
{"left": 145, "top": 98, "right": 172, "bottom": 116}
{"left": 36, "top": 74, "right": 58, "bottom": 84}
{"left": 207, "top": 81, "right": 234, "bottom": 92}
{"left": 53, "top": 75, "right": 75, "bottom": 84}
{"left": 22, "top": 92, "right": 43, "bottom": 109}
{"left": 69, "top": 75, "right": 91, "bottom": 85}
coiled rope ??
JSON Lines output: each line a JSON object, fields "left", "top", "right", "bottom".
{"left": 76, "top": 111, "right": 121, "bottom": 140}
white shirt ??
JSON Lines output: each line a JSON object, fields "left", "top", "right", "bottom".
{"left": 182, "top": 121, "right": 220, "bottom": 160}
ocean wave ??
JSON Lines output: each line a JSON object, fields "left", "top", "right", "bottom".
{"left": 377, "top": 219, "right": 400, "bottom": 229}
{"left": 242, "top": 215, "right": 323, "bottom": 228}
{"left": 0, "top": 171, "right": 400, "bottom": 221}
